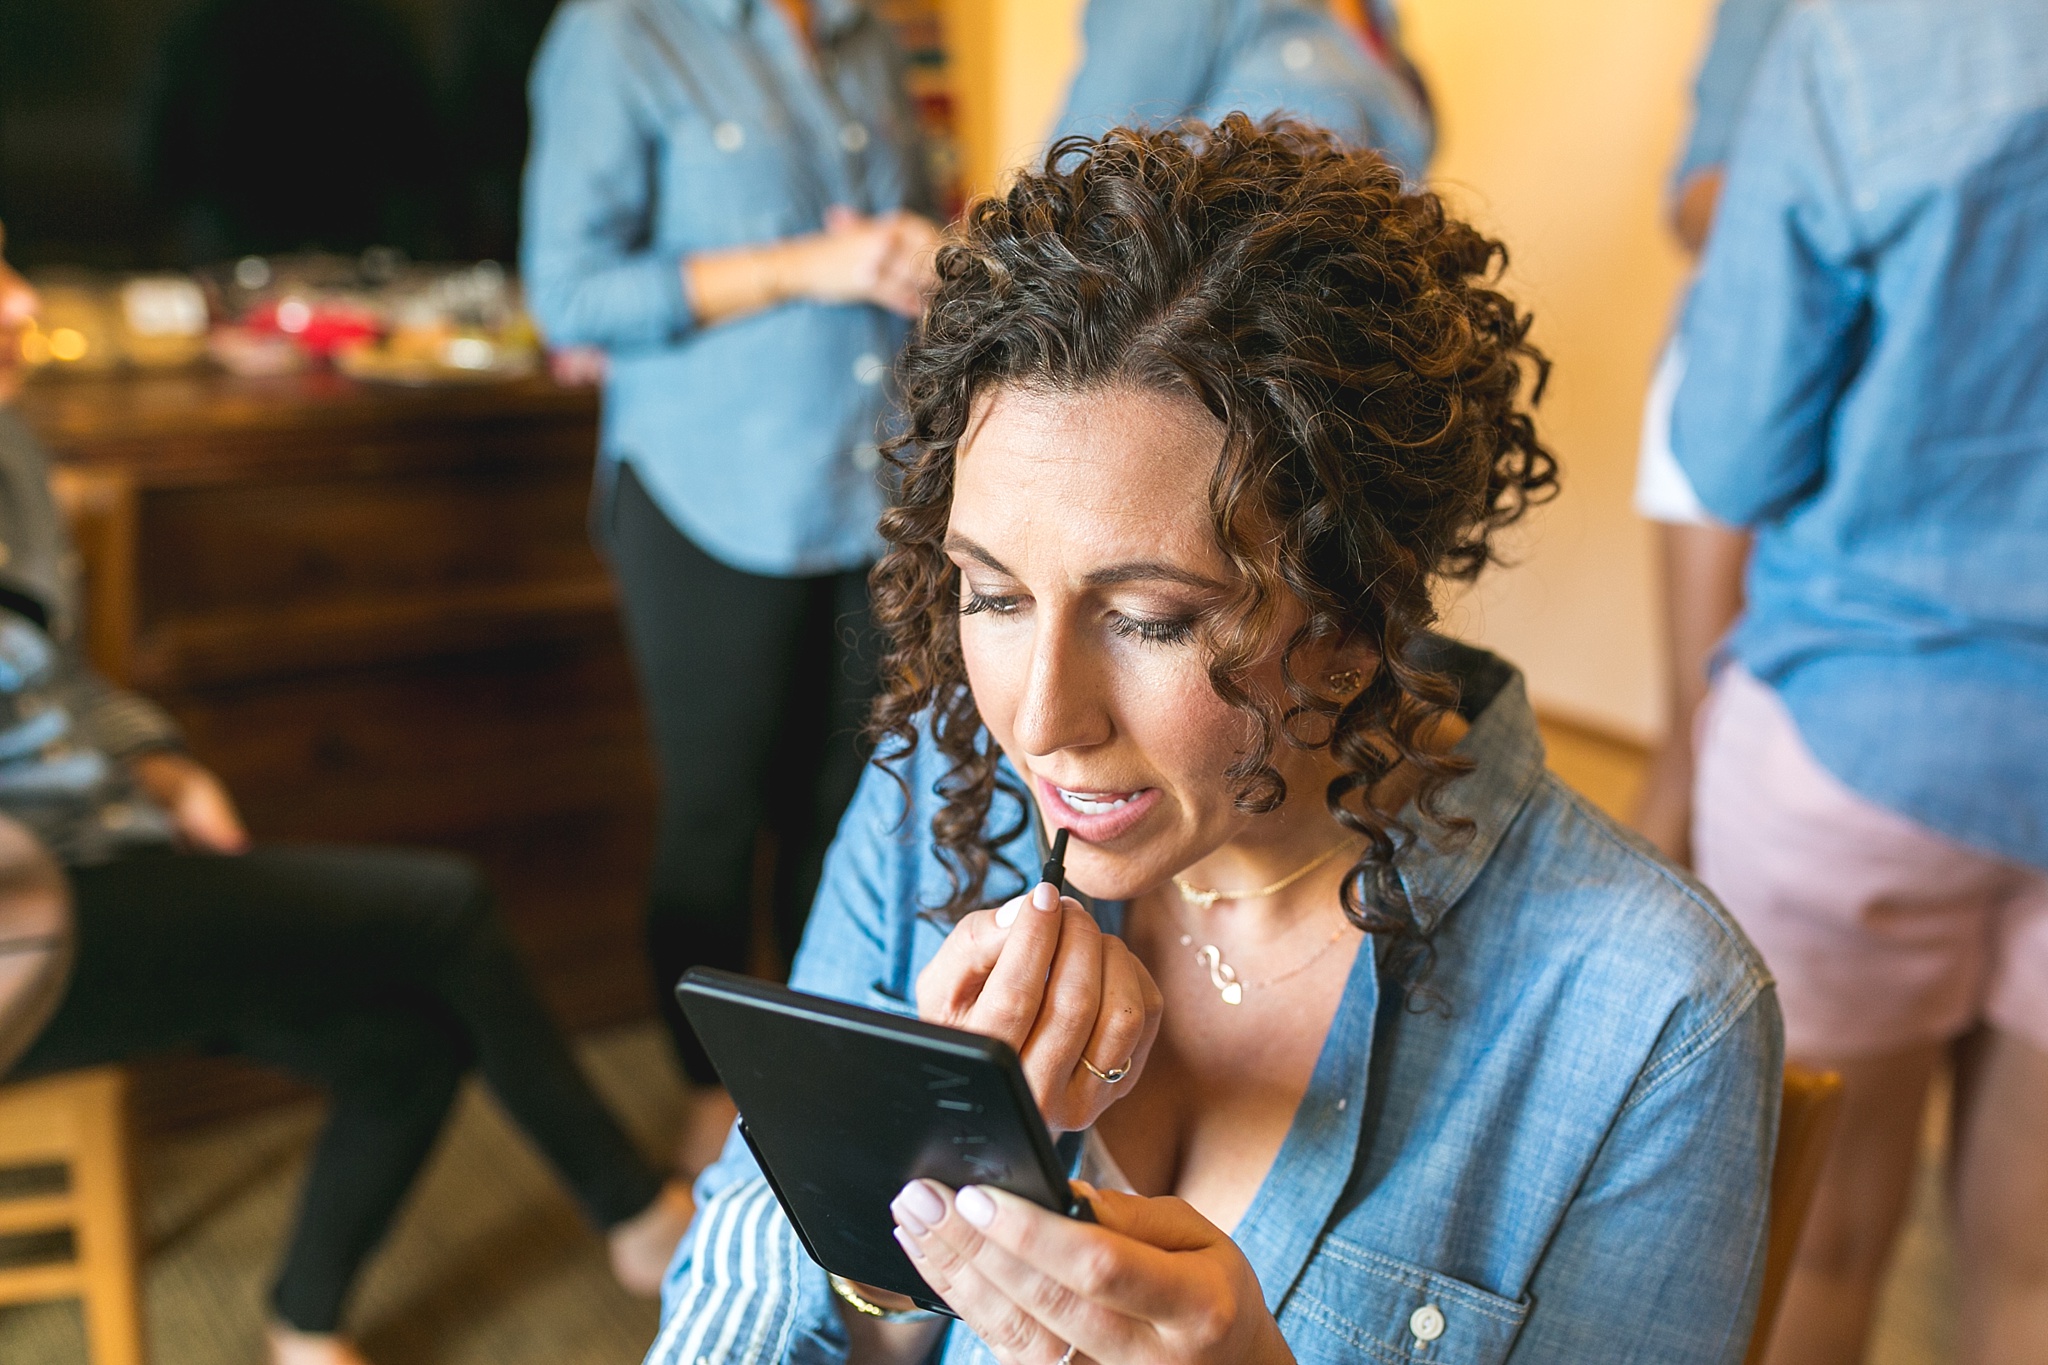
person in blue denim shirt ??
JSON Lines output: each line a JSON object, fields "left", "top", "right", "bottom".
{"left": 1056, "top": 0, "right": 1433, "bottom": 179}
{"left": 648, "top": 119, "right": 1780, "bottom": 1365}
{"left": 1674, "top": 4, "right": 2048, "bottom": 1361}
{"left": 521, "top": 0, "right": 941, "bottom": 1175}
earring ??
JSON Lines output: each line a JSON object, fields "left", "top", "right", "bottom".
{"left": 1324, "top": 668, "right": 1364, "bottom": 694}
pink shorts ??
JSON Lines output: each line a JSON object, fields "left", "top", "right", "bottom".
{"left": 1693, "top": 666, "right": 2048, "bottom": 1061}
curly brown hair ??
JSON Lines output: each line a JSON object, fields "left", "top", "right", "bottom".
{"left": 870, "top": 116, "right": 1555, "bottom": 985}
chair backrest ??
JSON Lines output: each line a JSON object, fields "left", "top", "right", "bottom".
{"left": 1743, "top": 1064, "right": 1845, "bottom": 1365}
{"left": 0, "top": 1064, "right": 148, "bottom": 1364}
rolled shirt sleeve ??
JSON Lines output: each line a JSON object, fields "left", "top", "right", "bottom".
{"left": 521, "top": 1, "right": 696, "bottom": 351}
{"left": 1674, "top": 0, "right": 1796, "bottom": 191}
{"left": 1672, "top": 10, "right": 1872, "bottom": 527}
{"left": 61, "top": 670, "right": 182, "bottom": 761}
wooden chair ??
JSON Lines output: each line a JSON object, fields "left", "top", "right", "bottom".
{"left": 1743, "top": 1064, "right": 1845, "bottom": 1365}
{"left": 0, "top": 1065, "right": 147, "bottom": 1365}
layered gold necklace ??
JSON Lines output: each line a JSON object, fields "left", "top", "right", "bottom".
{"left": 1169, "top": 840, "right": 1360, "bottom": 1005}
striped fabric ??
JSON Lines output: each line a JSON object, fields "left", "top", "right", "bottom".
{"left": 647, "top": 1177, "right": 807, "bottom": 1365}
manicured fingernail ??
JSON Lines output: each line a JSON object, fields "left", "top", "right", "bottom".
{"left": 956, "top": 1186, "right": 996, "bottom": 1227}
{"left": 995, "top": 896, "right": 1022, "bottom": 929}
{"left": 1032, "top": 882, "right": 1059, "bottom": 912}
{"left": 895, "top": 1180, "right": 946, "bottom": 1230}
{"left": 894, "top": 1226, "right": 925, "bottom": 1260}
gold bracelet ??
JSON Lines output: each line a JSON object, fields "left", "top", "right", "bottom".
{"left": 829, "top": 1274, "right": 941, "bottom": 1324}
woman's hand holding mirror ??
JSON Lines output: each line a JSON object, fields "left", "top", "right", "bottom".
{"left": 916, "top": 882, "right": 1162, "bottom": 1134}
{"left": 888, "top": 1178, "right": 1295, "bottom": 1365}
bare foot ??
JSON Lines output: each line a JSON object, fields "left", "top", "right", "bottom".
{"left": 609, "top": 1180, "right": 696, "bottom": 1297}
{"left": 268, "top": 1323, "right": 373, "bottom": 1365}
{"left": 678, "top": 1085, "right": 740, "bottom": 1179}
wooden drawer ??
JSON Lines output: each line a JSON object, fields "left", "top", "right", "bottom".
{"left": 130, "top": 459, "right": 615, "bottom": 687}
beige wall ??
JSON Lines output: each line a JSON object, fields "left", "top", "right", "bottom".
{"left": 944, "top": 0, "right": 1721, "bottom": 742}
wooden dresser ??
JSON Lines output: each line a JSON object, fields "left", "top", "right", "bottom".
{"left": 14, "top": 370, "right": 658, "bottom": 1122}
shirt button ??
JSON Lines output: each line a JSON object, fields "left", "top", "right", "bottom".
{"left": 839, "top": 121, "right": 870, "bottom": 153}
{"left": 1410, "top": 1303, "right": 1446, "bottom": 1343}
{"left": 1282, "top": 37, "right": 1316, "bottom": 71}
{"left": 712, "top": 121, "right": 745, "bottom": 153}
{"left": 851, "top": 443, "right": 882, "bottom": 471}
{"left": 852, "top": 352, "right": 886, "bottom": 385}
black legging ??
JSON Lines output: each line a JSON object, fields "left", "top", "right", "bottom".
{"left": 10, "top": 845, "right": 664, "bottom": 1334}
{"left": 607, "top": 462, "right": 880, "bottom": 1085}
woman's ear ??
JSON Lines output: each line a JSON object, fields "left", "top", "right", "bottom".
{"left": 1313, "top": 639, "right": 1380, "bottom": 704}
{"left": 1277, "top": 637, "right": 1380, "bottom": 748}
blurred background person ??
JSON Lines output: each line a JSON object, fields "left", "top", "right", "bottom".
{"left": 1674, "top": 3, "right": 2048, "bottom": 1361}
{"left": 520, "top": 0, "right": 940, "bottom": 1180}
{"left": 1630, "top": 0, "right": 1788, "bottom": 865}
{"left": 1056, "top": 0, "right": 1434, "bottom": 178}
{"left": 0, "top": 224, "right": 691, "bottom": 1365}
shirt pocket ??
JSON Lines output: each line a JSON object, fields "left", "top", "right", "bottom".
{"left": 1285, "top": 1236, "right": 1529, "bottom": 1365}
{"left": 860, "top": 978, "right": 918, "bottom": 1017}
{"left": 661, "top": 110, "right": 818, "bottom": 248}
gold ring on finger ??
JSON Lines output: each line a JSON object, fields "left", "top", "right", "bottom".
{"left": 1081, "top": 1056, "right": 1131, "bottom": 1084}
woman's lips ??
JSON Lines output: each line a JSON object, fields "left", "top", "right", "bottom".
{"left": 1034, "top": 775, "right": 1161, "bottom": 844}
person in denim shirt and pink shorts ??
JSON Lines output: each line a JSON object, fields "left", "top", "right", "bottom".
{"left": 1673, "top": 3, "right": 2048, "bottom": 1360}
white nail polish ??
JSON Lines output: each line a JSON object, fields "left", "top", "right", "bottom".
{"left": 996, "top": 898, "right": 1021, "bottom": 929}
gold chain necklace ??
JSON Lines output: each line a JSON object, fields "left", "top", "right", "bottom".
{"left": 1170, "top": 841, "right": 1360, "bottom": 1005}
{"left": 1170, "top": 840, "right": 1351, "bottom": 909}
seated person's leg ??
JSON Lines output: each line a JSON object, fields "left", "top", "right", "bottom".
{"left": 15, "top": 851, "right": 470, "bottom": 1362}
{"left": 252, "top": 1004, "right": 469, "bottom": 1341}
{"left": 15, "top": 844, "right": 685, "bottom": 1338}
{"left": 186, "top": 845, "right": 671, "bottom": 1235}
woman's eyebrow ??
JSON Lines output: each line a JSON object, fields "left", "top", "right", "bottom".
{"left": 1083, "top": 561, "right": 1225, "bottom": 592}
{"left": 946, "top": 535, "right": 1223, "bottom": 592}
{"left": 943, "top": 535, "right": 1012, "bottom": 576}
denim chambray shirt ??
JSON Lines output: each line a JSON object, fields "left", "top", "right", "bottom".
{"left": 1055, "top": 0, "right": 1434, "bottom": 180}
{"left": 521, "top": 0, "right": 929, "bottom": 577}
{"left": 1673, "top": 0, "right": 1792, "bottom": 191}
{"left": 649, "top": 643, "right": 1782, "bottom": 1365}
{"left": 1673, "top": 0, "right": 2048, "bottom": 870}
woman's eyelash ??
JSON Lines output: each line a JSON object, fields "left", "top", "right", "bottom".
{"left": 1110, "top": 614, "right": 1197, "bottom": 645}
{"left": 960, "top": 591, "right": 1020, "bottom": 617}
{"left": 959, "top": 591, "right": 1195, "bottom": 645}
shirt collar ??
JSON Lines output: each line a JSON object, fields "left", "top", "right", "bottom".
{"left": 1393, "top": 638, "right": 1548, "bottom": 931}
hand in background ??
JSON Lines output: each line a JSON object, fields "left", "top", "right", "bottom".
{"left": 683, "top": 207, "right": 942, "bottom": 328}
{"left": 802, "top": 206, "right": 941, "bottom": 317}
{"left": 131, "top": 751, "right": 251, "bottom": 855}
{"left": 547, "top": 346, "right": 608, "bottom": 386}
{"left": 917, "top": 880, "right": 1163, "bottom": 1135}
{"left": 0, "top": 222, "right": 39, "bottom": 407}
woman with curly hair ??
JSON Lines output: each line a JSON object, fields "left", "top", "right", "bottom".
{"left": 650, "top": 117, "right": 1782, "bottom": 1365}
